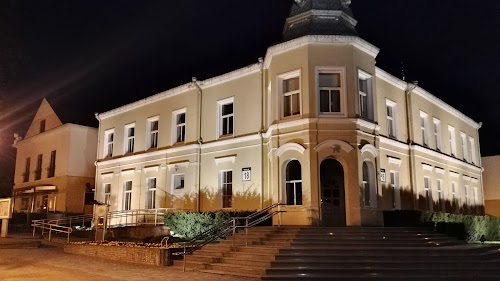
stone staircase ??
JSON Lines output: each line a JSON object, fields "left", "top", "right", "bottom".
{"left": 172, "top": 226, "right": 299, "bottom": 278}
{"left": 262, "top": 227, "right": 500, "bottom": 281}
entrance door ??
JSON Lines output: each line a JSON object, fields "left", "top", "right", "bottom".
{"left": 320, "top": 159, "right": 346, "bottom": 226}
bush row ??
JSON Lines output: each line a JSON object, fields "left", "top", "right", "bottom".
{"left": 420, "top": 212, "right": 500, "bottom": 242}
{"left": 163, "top": 211, "right": 264, "bottom": 239}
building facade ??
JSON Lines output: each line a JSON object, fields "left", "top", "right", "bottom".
{"left": 95, "top": 0, "right": 484, "bottom": 226}
{"left": 482, "top": 156, "right": 500, "bottom": 217}
{"left": 12, "top": 99, "right": 98, "bottom": 214}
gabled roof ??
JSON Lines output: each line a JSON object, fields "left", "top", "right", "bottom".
{"left": 24, "top": 98, "right": 63, "bottom": 139}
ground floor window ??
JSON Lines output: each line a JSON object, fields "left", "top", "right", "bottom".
{"left": 104, "top": 183, "right": 111, "bottom": 205}
{"left": 221, "top": 170, "right": 232, "bottom": 208}
{"left": 146, "top": 178, "right": 157, "bottom": 209}
{"left": 123, "top": 181, "right": 132, "bottom": 211}
{"left": 285, "top": 160, "right": 302, "bottom": 205}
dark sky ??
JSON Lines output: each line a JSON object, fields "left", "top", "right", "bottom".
{"left": 1, "top": 0, "right": 499, "bottom": 196}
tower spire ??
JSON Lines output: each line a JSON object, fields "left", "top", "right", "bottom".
{"left": 283, "top": 0, "right": 358, "bottom": 42}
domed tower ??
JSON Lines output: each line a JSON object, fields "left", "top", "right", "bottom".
{"left": 283, "top": 0, "right": 358, "bottom": 41}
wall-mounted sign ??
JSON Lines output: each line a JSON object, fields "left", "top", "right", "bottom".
{"left": 0, "top": 198, "right": 13, "bottom": 219}
{"left": 380, "top": 169, "right": 386, "bottom": 183}
{"left": 242, "top": 167, "right": 251, "bottom": 182}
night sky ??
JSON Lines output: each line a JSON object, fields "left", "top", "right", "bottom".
{"left": 0, "top": 0, "right": 499, "bottom": 197}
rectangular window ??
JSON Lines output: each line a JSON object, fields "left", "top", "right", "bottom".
{"left": 472, "top": 187, "right": 478, "bottom": 206}
{"left": 23, "top": 158, "right": 30, "bottom": 182}
{"left": 48, "top": 150, "right": 56, "bottom": 178}
{"left": 146, "top": 178, "right": 157, "bottom": 209}
{"left": 125, "top": 124, "right": 135, "bottom": 153}
{"left": 217, "top": 98, "right": 234, "bottom": 137}
{"left": 123, "top": 181, "right": 132, "bottom": 211}
{"left": 104, "top": 130, "right": 114, "bottom": 158}
{"left": 390, "top": 171, "right": 399, "bottom": 209}
{"left": 221, "top": 171, "right": 233, "bottom": 208}
{"left": 433, "top": 118, "right": 441, "bottom": 151}
{"left": 148, "top": 117, "right": 158, "bottom": 149}
{"left": 39, "top": 119, "right": 46, "bottom": 133}
{"left": 461, "top": 133, "right": 468, "bottom": 162}
{"left": 358, "top": 70, "right": 372, "bottom": 119}
{"left": 424, "top": 177, "right": 431, "bottom": 210}
{"left": 420, "top": 111, "right": 428, "bottom": 146}
{"left": 319, "top": 72, "right": 341, "bottom": 113}
{"left": 283, "top": 76, "right": 300, "bottom": 117}
{"left": 451, "top": 182, "right": 458, "bottom": 209}
{"left": 448, "top": 126, "right": 456, "bottom": 156}
{"left": 173, "top": 174, "right": 185, "bottom": 190}
{"left": 174, "top": 111, "right": 186, "bottom": 143}
{"left": 104, "top": 183, "right": 111, "bottom": 205}
{"left": 464, "top": 185, "right": 470, "bottom": 206}
{"left": 437, "top": 179, "right": 444, "bottom": 210}
{"left": 469, "top": 137, "right": 476, "bottom": 164}
{"left": 386, "top": 100, "right": 397, "bottom": 138}
{"left": 35, "top": 154, "right": 43, "bottom": 180}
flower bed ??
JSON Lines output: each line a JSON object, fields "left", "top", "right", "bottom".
{"left": 64, "top": 241, "right": 187, "bottom": 266}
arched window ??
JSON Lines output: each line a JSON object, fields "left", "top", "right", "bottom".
{"left": 285, "top": 160, "right": 302, "bottom": 205}
{"left": 362, "top": 161, "right": 376, "bottom": 207}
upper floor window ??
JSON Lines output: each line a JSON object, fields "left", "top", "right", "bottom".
{"left": 386, "top": 99, "right": 397, "bottom": 138}
{"left": 173, "top": 109, "right": 186, "bottom": 143}
{"left": 23, "top": 158, "right": 30, "bottom": 183}
{"left": 124, "top": 124, "right": 135, "bottom": 154}
{"left": 469, "top": 137, "right": 477, "bottom": 164}
{"left": 39, "top": 119, "right": 46, "bottom": 133}
{"left": 358, "top": 70, "right": 373, "bottom": 120}
{"left": 420, "top": 111, "right": 428, "bottom": 146}
{"left": 173, "top": 174, "right": 185, "bottom": 190}
{"left": 433, "top": 118, "right": 442, "bottom": 151}
{"left": 104, "top": 129, "right": 114, "bottom": 158}
{"left": 35, "top": 154, "right": 43, "bottom": 180}
{"left": 448, "top": 126, "right": 457, "bottom": 156}
{"left": 218, "top": 98, "right": 234, "bottom": 137}
{"left": 48, "top": 150, "right": 56, "bottom": 178}
{"left": 280, "top": 70, "right": 301, "bottom": 118}
{"left": 460, "top": 132, "right": 468, "bottom": 162}
{"left": 319, "top": 71, "right": 341, "bottom": 114}
{"left": 147, "top": 117, "right": 159, "bottom": 149}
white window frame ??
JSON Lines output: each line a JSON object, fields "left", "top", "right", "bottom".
{"left": 423, "top": 176, "right": 432, "bottom": 210}
{"left": 279, "top": 69, "right": 301, "bottom": 118}
{"left": 420, "top": 111, "right": 428, "bottom": 146}
{"left": 469, "top": 137, "right": 476, "bottom": 164}
{"left": 104, "top": 183, "right": 111, "bottom": 206}
{"left": 123, "top": 181, "right": 133, "bottom": 211}
{"left": 464, "top": 184, "right": 469, "bottom": 206}
{"left": 472, "top": 187, "right": 478, "bottom": 206}
{"left": 104, "top": 129, "right": 115, "bottom": 158}
{"left": 172, "top": 174, "right": 185, "bottom": 191}
{"left": 146, "top": 116, "right": 159, "bottom": 150}
{"left": 172, "top": 108, "right": 187, "bottom": 144}
{"left": 358, "top": 70, "right": 373, "bottom": 120}
{"left": 317, "top": 67, "right": 346, "bottom": 117}
{"left": 433, "top": 118, "right": 441, "bottom": 151}
{"left": 386, "top": 99, "right": 397, "bottom": 139}
{"left": 436, "top": 179, "right": 444, "bottom": 210}
{"left": 146, "top": 177, "right": 157, "bottom": 209}
{"left": 124, "top": 123, "right": 135, "bottom": 154}
{"left": 451, "top": 182, "right": 458, "bottom": 208}
{"left": 448, "top": 126, "right": 457, "bottom": 157}
{"left": 390, "top": 170, "right": 400, "bottom": 209}
{"left": 217, "top": 97, "right": 234, "bottom": 138}
{"left": 220, "top": 170, "right": 233, "bottom": 208}
{"left": 460, "top": 132, "right": 468, "bottom": 162}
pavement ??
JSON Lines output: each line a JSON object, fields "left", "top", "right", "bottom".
{"left": 0, "top": 246, "right": 258, "bottom": 281}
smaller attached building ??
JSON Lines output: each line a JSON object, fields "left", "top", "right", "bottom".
{"left": 482, "top": 155, "right": 500, "bottom": 217}
{"left": 12, "top": 99, "right": 97, "bottom": 214}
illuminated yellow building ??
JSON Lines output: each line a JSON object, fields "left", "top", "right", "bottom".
{"left": 95, "top": 0, "right": 483, "bottom": 226}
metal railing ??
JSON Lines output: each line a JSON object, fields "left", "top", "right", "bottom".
{"left": 106, "top": 208, "right": 187, "bottom": 228}
{"left": 32, "top": 220, "right": 72, "bottom": 242}
{"left": 175, "top": 203, "right": 286, "bottom": 271}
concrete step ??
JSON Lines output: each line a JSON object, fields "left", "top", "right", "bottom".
{"left": 268, "top": 260, "right": 500, "bottom": 269}
{"left": 199, "top": 269, "right": 261, "bottom": 279}
{"left": 265, "top": 267, "right": 500, "bottom": 275}
{"left": 221, "top": 256, "right": 273, "bottom": 267}
{"left": 208, "top": 262, "right": 267, "bottom": 275}
{"left": 275, "top": 253, "right": 498, "bottom": 262}
{"left": 262, "top": 273, "right": 500, "bottom": 281}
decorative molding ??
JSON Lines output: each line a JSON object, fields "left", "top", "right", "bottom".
{"left": 314, "top": 140, "right": 354, "bottom": 154}
{"left": 202, "top": 64, "right": 260, "bottom": 89}
{"left": 375, "top": 68, "right": 407, "bottom": 91}
{"left": 450, "top": 171, "right": 460, "bottom": 178}
{"left": 214, "top": 155, "right": 237, "bottom": 166}
{"left": 377, "top": 136, "right": 409, "bottom": 151}
{"left": 387, "top": 156, "right": 402, "bottom": 166}
{"left": 361, "top": 144, "right": 379, "bottom": 158}
{"left": 463, "top": 175, "right": 471, "bottom": 182}
{"left": 354, "top": 118, "right": 378, "bottom": 131}
{"left": 286, "top": 10, "right": 358, "bottom": 28}
{"left": 120, "top": 169, "right": 135, "bottom": 176}
{"left": 275, "top": 143, "right": 306, "bottom": 157}
{"left": 471, "top": 178, "right": 479, "bottom": 184}
{"left": 435, "top": 167, "right": 445, "bottom": 175}
{"left": 422, "top": 164, "right": 434, "bottom": 172}
{"left": 264, "top": 35, "right": 380, "bottom": 68}
{"left": 167, "top": 161, "right": 190, "bottom": 171}
{"left": 100, "top": 172, "right": 114, "bottom": 179}
{"left": 411, "top": 145, "right": 481, "bottom": 173}
{"left": 143, "top": 165, "right": 160, "bottom": 173}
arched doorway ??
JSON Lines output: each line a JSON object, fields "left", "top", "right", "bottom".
{"left": 320, "top": 159, "right": 346, "bottom": 226}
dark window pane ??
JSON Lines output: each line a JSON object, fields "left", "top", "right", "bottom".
{"left": 320, "top": 90, "right": 330, "bottom": 112}
{"left": 292, "top": 94, "right": 300, "bottom": 115}
{"left": 286, "top": 183, "right": 295, "bottom": 205}
{"left": 284, "top": 96, "right": 291, "bottom": 117}
{"left": 359, "top": 79, "right": 368, "bottom": 93}
{"left": 284, "top": 77, "right": 299, "bottom": 92}
{"left": 319, "top": 73, "right": 340, "bottom": 87}
{"left": 331, "top": 90, "right": 341, "bottom": 112}
{"left": 296, "top": 183, "right": 302, "bottom": 205}
{"left": 286, "top": 161, "right": 301, "bottom": 181}
{"left": 222, "top": 103, "right": 233, "bottom": 115}
{"left": 228, "top": 116, "right": 233, "bottom": 134}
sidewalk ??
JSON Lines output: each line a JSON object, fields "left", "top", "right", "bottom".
{"left": 0, "top": 233, "right": 42, "bottom": 248}
{"left": 0, "top": 247, "right": 258, "bottom": 281}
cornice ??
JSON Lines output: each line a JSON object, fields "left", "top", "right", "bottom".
{"left": 264, "top": 35, "right": 379, "bottom": 68}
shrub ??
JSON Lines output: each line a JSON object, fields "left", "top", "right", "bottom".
{"left": 421, "top": 211, "right": 500, "bottom": 242}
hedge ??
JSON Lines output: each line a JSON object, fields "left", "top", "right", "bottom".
{"left": 421, "top": 212, "right": 500, "bottom": 242}
{"left": 164, "top": 211, "right": 260, "bottom": 239}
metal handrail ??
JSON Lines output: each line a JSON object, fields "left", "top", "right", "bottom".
{"left": 32, "top": 220, "right": 73, "bottom": 242}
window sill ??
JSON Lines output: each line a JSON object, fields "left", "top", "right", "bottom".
{"left": 218, "top": 134, "right": 234, "bottom": 140}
